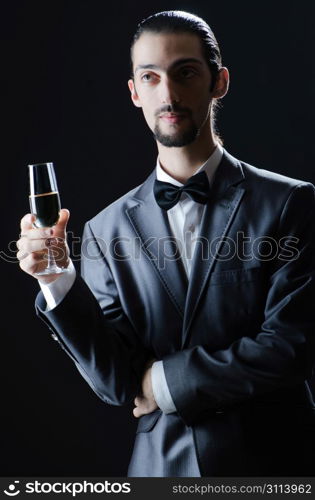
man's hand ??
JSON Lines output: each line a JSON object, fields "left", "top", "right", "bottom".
{"left": 133, "top": 359, "right": 158, "bottom": 418}
{"left": 17, "top": 208, "right": 70, "bottom": 284}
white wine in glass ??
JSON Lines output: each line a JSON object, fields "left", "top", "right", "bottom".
{"left": 28, "top": 162, "right": 68, "bottom": 276}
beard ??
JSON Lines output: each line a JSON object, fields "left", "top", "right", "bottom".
{"left": 153, "top": 119, "right": 199, "bottom": 148}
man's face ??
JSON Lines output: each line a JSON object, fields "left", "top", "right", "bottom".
{"left": 128, "top": 32, "right": 215, "bottom": 147}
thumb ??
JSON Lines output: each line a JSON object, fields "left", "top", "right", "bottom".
{"left": 56, "top": 208, "right": 70, "bottom": 234}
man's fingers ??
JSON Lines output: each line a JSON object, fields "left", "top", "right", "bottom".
{"left": 133, "top": 407, "right": 145, "bottom": 418}
{"left": 20, "top": 209, "right": 70, "bottom": 239}
{"left": 133, "top": 395, "right": 158, "bottom": 418}
{"left": 58, "top": 208, "right": 70, "bottom": 229}
{"left": 133, "top": 404, "right": 155, "bottom": 418}
{"left": 133, "top": 405, "right": 148, "bottom": 418}
{"left": 24, "top": 227, "right": 54, "bottom": 240}
{"left": 18, "top": 211, "right": 70, "bottom": 282}
{"left": 17, "top": 237, "right": 49, "bottom": 253}
{"left": 20, "top": 213, "right": 36, "bottom": 233}
{"left": 51, "top": 208, "right": 70, "bottom": 238}
{"left": 133, "top": 396, "right": 145, "bottom": 418}
{"left": 134, "top": 396, "right": 143, "bottom": 406}
{"left": 18, "top": 251, "right": 47, "bottom": 274}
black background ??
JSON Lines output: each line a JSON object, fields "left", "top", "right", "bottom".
{"left": 1, "top": 0, "right": 314, "bottom": 476}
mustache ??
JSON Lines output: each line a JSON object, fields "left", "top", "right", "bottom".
{"left": 155, "top": 104, "right": 191, "bottom": 116}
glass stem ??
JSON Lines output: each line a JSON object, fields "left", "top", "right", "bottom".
{"left": 47, "top": 247, "right": 55, "bottom": 269}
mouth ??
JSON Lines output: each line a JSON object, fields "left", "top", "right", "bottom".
{"left": 159, "top": 113, "right": 186, "bottom": 124}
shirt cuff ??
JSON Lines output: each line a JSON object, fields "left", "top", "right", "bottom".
{"left": 151, "top": 360, "right": 176, "bottom": 414}
{"left": 39, "top": 260, "right": 76, "bottom": 311}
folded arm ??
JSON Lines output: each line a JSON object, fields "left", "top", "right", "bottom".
{"left": 161, "top": 183, "right": 315, "bottom": 425}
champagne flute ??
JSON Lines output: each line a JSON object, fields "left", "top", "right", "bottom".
{"left": 28, "top": 162, "right": 68, "bottom": 275}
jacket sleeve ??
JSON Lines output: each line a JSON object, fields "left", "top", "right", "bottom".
{"left": 35, "top": 220, "right": 150, "bottom": 406}
{"left": 162, "top": 182, "right": 315, "bottom": 425}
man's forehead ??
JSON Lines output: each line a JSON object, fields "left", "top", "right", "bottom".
{"left": 132, "top": 32, "right": 205, "bottom": 70}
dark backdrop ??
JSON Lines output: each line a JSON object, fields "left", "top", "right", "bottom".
{"left": 1, "top": 0, "right": 314, "bottom": 476}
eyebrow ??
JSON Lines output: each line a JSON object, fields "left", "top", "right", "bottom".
{"left": 134, "top": 57, "right": 204, "bottom": 74}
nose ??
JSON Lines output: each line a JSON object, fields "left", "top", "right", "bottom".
{"left": 159, "top": 75, "right": 180, "bottom": 104}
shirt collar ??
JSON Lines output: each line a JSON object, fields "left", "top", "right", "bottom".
{"left": 155, "top": 143, "right": 223, "bottom": 187}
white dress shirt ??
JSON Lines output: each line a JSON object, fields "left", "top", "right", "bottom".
{"left": 40, "top": 143, "right": 223, "bottom": 414}
{"left": 151, "top": 144, "right": 223, "bottom": 412}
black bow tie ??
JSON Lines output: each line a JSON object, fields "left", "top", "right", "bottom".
{"left": 153, "top": 170, "right": 210, "bottom": 210}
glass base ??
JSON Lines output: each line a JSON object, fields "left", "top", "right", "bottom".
{"left": 35, "top": 265, "right": 69, "bottom": 276}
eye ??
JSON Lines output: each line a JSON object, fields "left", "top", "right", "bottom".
{"left": 140, "top": 73, "right": 157, "bottom": 83}
{"left": 178, "top": 67, "right": 197, "bottom": 78}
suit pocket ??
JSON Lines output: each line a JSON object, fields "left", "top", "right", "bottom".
{"left": 199, "top": 265, "right": 268, "bottom": 341}
{"left": 209, "top": 266, "right": 263, "bottom": 286}
{"left": 136, "top": 409, "right": 162, "bottom": 433}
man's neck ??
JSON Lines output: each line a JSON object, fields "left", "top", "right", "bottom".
{"left": 157, "top": 126, "right": 217, "bottom": 184}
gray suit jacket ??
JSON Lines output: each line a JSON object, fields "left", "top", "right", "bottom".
{"left": 36, "top": 149, "right": 315, "bottom": 476}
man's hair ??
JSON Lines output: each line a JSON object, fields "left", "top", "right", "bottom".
{"left": 130, "top": 10, "right": 224, "bottom": 144}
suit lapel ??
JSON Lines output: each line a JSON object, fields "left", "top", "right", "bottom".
{"left": 182, "top": 150, "right": 246, "bottom": 347}
{"left": 126, "top": 150, "right": 246, "bottom": 338}
{"left": 126, "top": 171, "right": 188, "bottom": 319}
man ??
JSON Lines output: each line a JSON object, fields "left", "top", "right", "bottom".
{"left": 17, "top": 11, "right": 315, "bottom": 476}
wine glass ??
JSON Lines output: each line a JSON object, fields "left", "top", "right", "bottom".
{"left": 28, "top": 162, "right": 68, "bottom": 275}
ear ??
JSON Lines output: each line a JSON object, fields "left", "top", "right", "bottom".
{"left": 211, "top": 67, "right": 229, "bottom": 99}
{"left": 128, "top": 79, "right": 142, "bottom": 108}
